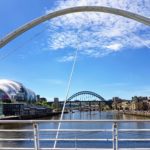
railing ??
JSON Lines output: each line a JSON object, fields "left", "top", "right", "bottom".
{"left": 0, "top": 120, "right": 150, "bottom": 150}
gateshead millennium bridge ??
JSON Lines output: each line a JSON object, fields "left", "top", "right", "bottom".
{"left": 0, "top": 6, "right": 150, "bottom": 150}
{"left": 0, "top": 6, "right": 150, "bottom": 48}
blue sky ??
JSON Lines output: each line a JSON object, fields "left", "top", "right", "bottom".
{"left": 0, "top": 0, "right": 150, "bottom": 101}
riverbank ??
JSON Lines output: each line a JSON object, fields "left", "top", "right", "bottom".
{"left": 0, "top": 111, "right": 68, "bottom": 120}
{"left": 2, "top": 110, "right": 150, "bottom": 120}
{"left": 120, "top": 110, "right": 150, "bottom": 118}
{"left": 0, "top": 115, "right": 19, "bottom": 120}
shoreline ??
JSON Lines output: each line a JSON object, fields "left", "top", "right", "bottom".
{"left": 119, "top": 110, "right": 150, "bottom": 118}
{"left": 2, "top": 110, "right": 150, "bottom": 120}
{"left": 0, "top": 111, "right": 68, "bottom": 120}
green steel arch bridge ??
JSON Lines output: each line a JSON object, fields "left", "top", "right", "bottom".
{"left": 61, "top": 91, "right": 107, "bottom": 111}
{"left": 67, "top": 91, "right": 106, "bottom": 101}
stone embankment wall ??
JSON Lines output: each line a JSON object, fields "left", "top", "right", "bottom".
{"left": 122, "top": 110, "right": 150, "bottom": 117}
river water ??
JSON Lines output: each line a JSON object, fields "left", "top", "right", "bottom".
{"left": 0, "top": 111, "right": 150, "bottom": 149}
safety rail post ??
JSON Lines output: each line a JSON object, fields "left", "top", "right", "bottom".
{"left": 33, "top": 123, "right": 40, "bottom": 150}
{"left": 112, "top": 122, "right": 118, "bottom": 150}
{"left": 115, "top": 122, "right": 118, "bottom": 150}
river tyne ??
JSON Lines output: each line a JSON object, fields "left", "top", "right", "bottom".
{"left": 0, "top": 111, "right": 150, "bottom": 149}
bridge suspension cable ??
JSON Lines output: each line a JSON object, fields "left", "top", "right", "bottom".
{"left": 53, "top": 42, "right": 79, "bottom": 149}
{"left": 0, "top": 27, "right": 47, "bottom": 61}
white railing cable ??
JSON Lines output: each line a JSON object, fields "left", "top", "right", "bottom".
{"left": 0, "top": 148, "right": 150, "bottom": 150}
{"left": 1, "top": 138, "right": 150, "bottom": 142}
{"left": 53, "top": 45, "right": 79, "bottom": 148}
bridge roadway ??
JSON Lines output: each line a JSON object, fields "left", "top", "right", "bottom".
{"left": 49, "top": 100, "right": 110, "bottom": 111}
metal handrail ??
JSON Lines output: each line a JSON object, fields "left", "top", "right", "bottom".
{"left": 0, "top": 129, "right": 112, "bottom": 132}
{"left": 0, "top": 120, "right": 150, "bottom": 150}
{"left": 1, "top": 119, "right": 150, "bottom": 123}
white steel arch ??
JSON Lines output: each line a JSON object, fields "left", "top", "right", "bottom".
{"left": 0, "top": 6, "right": 150, "bottom": 48}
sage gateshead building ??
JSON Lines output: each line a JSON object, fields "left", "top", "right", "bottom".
{"left": 0, "top": 79, "right": 37, "bottom": 103}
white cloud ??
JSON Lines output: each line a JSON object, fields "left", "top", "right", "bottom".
{"left": 58, "top": 55, "right": 75, "bottom": 62}
{"left": 46, "top": 0, "right": 150, "bottom": 60}
{"left": 105, "top": 43, "right": 122, "bottom": 51}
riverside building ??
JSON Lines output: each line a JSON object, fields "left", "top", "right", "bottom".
{"left": 0, "top": 79, "right": 37, "bottom": 103}
{"left": 0, "top": 79, "right": 37, "bottom": 117}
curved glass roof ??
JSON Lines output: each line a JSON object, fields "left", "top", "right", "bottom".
{"left": 0, "top": 79, "right": 36, "bottom": 101}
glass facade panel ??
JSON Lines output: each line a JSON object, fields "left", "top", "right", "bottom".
{"left": 0, "top": 90, "right": 3, "bottom": 116}
{"left": 0, "top": 79, "right": 37, "bottom": 103}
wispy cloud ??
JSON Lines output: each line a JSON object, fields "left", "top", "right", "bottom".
{"left": 37, "top": 78, "right": 64, "bottom": 85}
{"left": 105, "top": 43, "right": 122, "bottom": 51}
{"left": 58, "top": 54, "right": 75, "bottom": 62}
{"left": 48, "top": 79, "right": 64, "bottom": 85}
{"left": 46, "top": 0, "right": 150, "bottom": 60}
